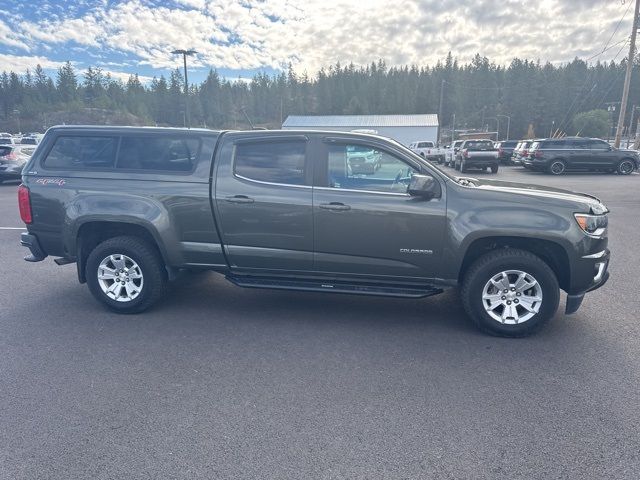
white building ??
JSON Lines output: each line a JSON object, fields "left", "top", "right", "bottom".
{"left": 281, "top": 114, "right": 439, "bottom": 146}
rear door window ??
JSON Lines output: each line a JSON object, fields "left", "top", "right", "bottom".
{"left": 234, "top": 140, "right": 307, "bottom": 185}
{"left": 117, "top": 136, "right": 199, "bottom": 172}
{"left": 43, "top": 136, "right": 117, "bottom": 169}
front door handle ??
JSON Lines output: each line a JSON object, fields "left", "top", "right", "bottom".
{"left": 319, "top": 202, "right": 351, "bottom": 211}
{"left": 225, "top": 195, "right": 255, "bottom": 204}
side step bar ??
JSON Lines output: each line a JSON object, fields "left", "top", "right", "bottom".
{"left": 226, "top": 275, "right": 443, "bottom": 299}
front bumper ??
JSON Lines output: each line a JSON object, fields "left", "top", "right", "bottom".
{"left": 565, "top": 248, "right": 610, "bottom": 314}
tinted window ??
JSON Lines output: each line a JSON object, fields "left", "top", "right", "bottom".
{"left": 568, "top": 139, "right": 589, "bottom": 149}
{"left": 20, "top": 137, "right": 37, "bottom": 145}
{"left": 589, "top": 139, "right": 610, "bottom": 149}
{"left": 417, "top": 142, "right": 433, "bottom": 148}
{"left": 541, "top": 140, "right": 564, "bottom": 148}
{"left": 44, "top": 136, "right": 117, "bottom": 169}
{"left": 464, "top": 141, "right": 493, "bottom": 149}
{"left": 327, "top": 143, "right": 418, "bottom": 193}
{"left": 0, "top": 138, "right": 13, "bottom": 145}
{"left": 117, "top": 136, "right": 199, "bottom": 172}
{"left": 234, "top": 140, "right": 306, "bottom": 185}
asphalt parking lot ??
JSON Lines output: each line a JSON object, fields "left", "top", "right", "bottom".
{"left": 1, "top": 167, "right": 639, "bottom": 479}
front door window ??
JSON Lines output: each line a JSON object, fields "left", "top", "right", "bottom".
{"left": 328, "top": 144, "right": 418, "bottom": 194}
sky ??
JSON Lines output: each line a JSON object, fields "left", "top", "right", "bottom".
{"left": 0, "top": 0, "right": 635, "bottom": 84}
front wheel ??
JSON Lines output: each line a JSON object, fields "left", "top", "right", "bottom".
{"left": 86, "top": 236, "right": 167, "bottom": 313}
{"left": 617, "top": 159, "right": 635, "bottom": 175}
{"left": 461, "top": 248, "right": 560, "bottom": 337}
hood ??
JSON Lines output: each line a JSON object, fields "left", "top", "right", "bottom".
{"left": 457, "top": 177, "right": 608, "bottom": 214}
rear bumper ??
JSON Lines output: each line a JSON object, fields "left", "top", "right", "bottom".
{"left": 20, "top": 232, "right": 47, "bottom": 262}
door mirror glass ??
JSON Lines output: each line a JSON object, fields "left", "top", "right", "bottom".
{"left": 408, "top": 174, "right": 440, "bottom": 199}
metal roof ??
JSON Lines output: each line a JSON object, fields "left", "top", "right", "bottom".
{"left": 282, "top": 114, "right": 438, "bottom": 128}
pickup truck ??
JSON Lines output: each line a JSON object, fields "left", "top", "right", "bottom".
{"left": 408, "top": 141, "right": 445, "bottom": 163}
{"left": 444, "top": 140, "right": 464, "bottom": 167}
{"left": 18, "top": 126, "right": 611, "bottom": 337}
{"left": 454, "top": 139, "right": 500, "bottom": 173}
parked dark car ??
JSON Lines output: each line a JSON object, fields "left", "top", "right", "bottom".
{"left": 495, "top": 140, "right": 519, "bottom": 164}
{"left": 0, "top": 145, "right": 33, "bottom": 182}
{"left": 523, "top": 137, "right": 639, "bottom": 175}
{"left": 18, "top": 126, "right": 611, "bottom": 337}
{"left": 454, "top": 139, "right": 499, "bottom": 173}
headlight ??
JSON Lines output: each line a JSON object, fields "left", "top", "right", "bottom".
{"left": 574, "top": 213, "right": 607, "bottom": 237}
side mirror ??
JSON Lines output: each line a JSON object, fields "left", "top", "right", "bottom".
{"left": 408, "top": 174, "right": 440, "bottom": 199}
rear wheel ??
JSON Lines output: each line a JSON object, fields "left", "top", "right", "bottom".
{"left": 461, "top": 248, "right": 560, "bottom": 337}
{"left": 460, "top": 161, "right": 467, "bottom": 173}
{"left": 617, "top": 159, "right": 635, "bottom": 175}
{"left": 490, "top": 165, "right": 499, "bottom": 173}
{"left": 86, "top": 236, "right": 167, "bottom": 313}
{"left": 548, "top": 160, "right": 566, "bottom": 175}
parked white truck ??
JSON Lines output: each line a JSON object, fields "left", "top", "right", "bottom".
{"left": 408, "top": 141, "right": 445, "bottom": 163}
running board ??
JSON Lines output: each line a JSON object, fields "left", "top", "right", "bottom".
{"left": 226, "top": 275, "right": 443, "bottom": 298}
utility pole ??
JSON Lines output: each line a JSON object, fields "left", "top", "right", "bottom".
{"left": 451, "top": 113, "right": 456, "bottom": 142}
{"left": 171, "top": 49, "right": 197, "bottom": 128}
{"left": 627, "top": 105, "right": 637, "bottom": 148}
{"left": 614, "top": 0, "right": 639, "bottom": 148}
{"left": 438, "top": 79, "right": 445, "bottom": 145}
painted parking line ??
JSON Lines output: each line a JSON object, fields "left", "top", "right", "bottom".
{"left": 0, "top": 227, "right": 26, "bottom": 230}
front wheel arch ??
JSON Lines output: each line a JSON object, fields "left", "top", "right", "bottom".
{"left": 458, "top": 236, "right": 571, "bottom": 292}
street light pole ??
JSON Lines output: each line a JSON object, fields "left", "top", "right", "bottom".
{"left": 171, "top": 49, "right": 197, "bottom": 128}
{"left": 497, "top": 114, "right": 511, "bottom": 140}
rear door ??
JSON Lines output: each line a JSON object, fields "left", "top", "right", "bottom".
{"left": 588, "top": 139, "right": 616, "bottom": 168}
{"left": 564, "top": 139, "right": 590, "bottom": 168}
{"left": 312, "top": 137, "right": 447, "bottom": 279}
{"left": 213, "top": 134, "right": 314, "bottom": 271}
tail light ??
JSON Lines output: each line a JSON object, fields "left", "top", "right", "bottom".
{"left": 463, "top": 149, "right": 469, "bottom": 158}
{"left": 4, "top": 151, "right": 17, "bottom": 161}
{"left": 498, "top": 147, "right": 504, "bottom": 156}
{"left": 18, "top": 184, "right": 32, "bottom": 224}
{"left": 534, "top": 150, "right": 544, "bottom": 158}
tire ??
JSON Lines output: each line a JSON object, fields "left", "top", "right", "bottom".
{"left": 548, "top": 160, "right": 566, "bottom": 175}
{"left": 461, "top": 248, "right": 560, "bottom": 337}
{"left": 617, "top": 159, "right": 635, "bottom": 175}
{"left": 490, "top": 165, "right": 499, "bottom": 173}
{"left": 460, "top": 160, "right": 467, "bottom": 173}
{"left": 86, "top": 235, "right": 167, "bottom": 314}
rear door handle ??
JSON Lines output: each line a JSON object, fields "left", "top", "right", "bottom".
{"left": 319, "top": 202, "right": 351, "bottom": 211}
{"left": 225, "top": 195, "right": 255, "bottom": 204}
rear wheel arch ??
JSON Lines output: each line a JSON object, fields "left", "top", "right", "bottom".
{"left": 75, "top": 221, "right": 168, "bottom": 283}
{"left": 458, "top": 236, "right": 571, "bottom": 292}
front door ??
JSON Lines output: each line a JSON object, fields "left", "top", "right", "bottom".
{"left": 214, "top": 135, "right": 314, "bottom": 271}
{"left": 312, "top": 139, "right": 447, "bottom": 280}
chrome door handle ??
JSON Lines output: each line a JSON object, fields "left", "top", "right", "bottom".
{"left": 319, "top": 202, "right": 351, "bottom": 211}
{"left": 225, "top": 195, "right": 255, "bottom": 204}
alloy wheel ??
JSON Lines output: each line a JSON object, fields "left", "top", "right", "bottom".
{"left": 482, "top": 270, "right": 543, "bottom": 325}
{"left": 97, "top": 254, "right": 144, "bottom": 302}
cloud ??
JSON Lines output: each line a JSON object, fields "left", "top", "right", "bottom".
{"left": 0, "top": 54, "right": 66, "bottom": 73}
{"left": 5, "top": 0, "right": 636, "bottom": 77}
{"left": 0, "top": 19, "right": 30, "bottom": 51}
